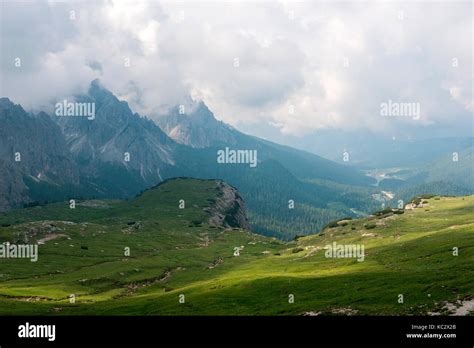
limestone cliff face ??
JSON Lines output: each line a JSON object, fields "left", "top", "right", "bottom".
{"left": 206, "top": 180, "right": 250, "bottom": 230}
{"left": 57, "top": 79, "right": 179, "bottom": 184}
{"left": 156, "top": 101, "right": 238, "bottom": 149}
{"left": 0, "top": 98, "right": 79, "bottom": 211}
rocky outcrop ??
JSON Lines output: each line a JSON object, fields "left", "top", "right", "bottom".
{"left": 156, "top": 100, "right": 238, "bottom": 148}
{"left": 0, "top": 98, "right": 79, "bottom": 211}
{"left": 206, "top": 180, "right": 250, "bottom": 230}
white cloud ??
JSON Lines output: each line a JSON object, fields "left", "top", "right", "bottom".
{"left": 0, "top": 0, "right": 472, "bottom": 137}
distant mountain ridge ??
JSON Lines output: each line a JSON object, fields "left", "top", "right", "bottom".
{"left": 157, "top": 98, "right": 374, "bottom": 187}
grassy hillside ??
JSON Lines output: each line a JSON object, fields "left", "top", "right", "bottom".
{"left": 422, "top": 146, "right": 474, "bottom": 191}
{"left": 0, "top": 179, "right": 472, "bottom": 315}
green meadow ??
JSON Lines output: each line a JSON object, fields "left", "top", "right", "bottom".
{"left": 0, "top": 178, "right": 472, "bottom": 315}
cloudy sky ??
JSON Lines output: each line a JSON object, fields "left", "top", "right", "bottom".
{"left": 1, "top": 0, "right": 472, "bottom": 141}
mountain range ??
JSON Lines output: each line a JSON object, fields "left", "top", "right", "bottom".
{"left": 1, "top": 79, "right": 472, "bottom": 239}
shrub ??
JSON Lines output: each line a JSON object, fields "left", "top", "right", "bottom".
{"left": 190, "top": 220, "right": 203, "bottom": 227}
{"left": 324, "top": 221, "right": 339, "bottom": 229}
{"left": 374, "top": 208, "right": 393, "bottom": 216}
{"left": 410, "top": 194, "right": 435, "bottom": 205}
{"left": 23, "top": 201, "right": 40, "bottom": 208}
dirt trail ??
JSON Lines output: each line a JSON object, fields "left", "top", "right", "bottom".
{"left": 37, "top": 233, "right": 67, "bottom": 244}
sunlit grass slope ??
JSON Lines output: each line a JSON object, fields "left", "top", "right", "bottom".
{"left": 0, "top": 179, "right": 472, "bottom": 315}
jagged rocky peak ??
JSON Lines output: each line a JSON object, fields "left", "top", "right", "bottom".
{"left": 206, "top": 180, "right": 250, "bottom": 230}
{"left": 0, "top": 97, "right": 13, "bottom": 107}
{"left": 157, "top": 99, "right": 238, "bottom": 148}
{"left": 184, "top": 100, "right": 214, "bottom": 121}
{"left": 88, "top": 78, "right": 112, "bottom": 99}
{"left": 0, "top": 97, "right": 25, "bottom": 114}
{"left": 86, "top": 79, "right": 132, "bottom": 115}
{"left": 55, "top": 79, "right": 177, "bottom": 173}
